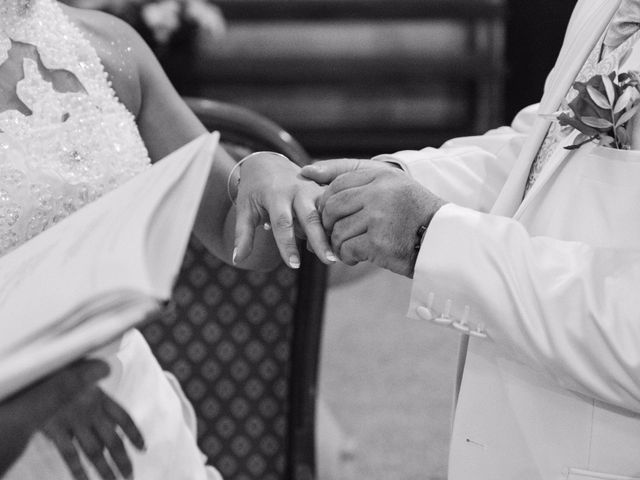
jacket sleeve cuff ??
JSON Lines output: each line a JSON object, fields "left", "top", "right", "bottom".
{"left": 408, "top": 203, "right": 489, "bottom": 340}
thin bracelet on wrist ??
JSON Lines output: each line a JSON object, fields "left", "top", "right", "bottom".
{"left": 226, "top": 151, "right": 291, "bottom": 205}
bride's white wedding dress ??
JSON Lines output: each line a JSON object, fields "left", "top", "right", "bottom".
{"left": 1, "top": 1, "right": 221, "bottom": 478}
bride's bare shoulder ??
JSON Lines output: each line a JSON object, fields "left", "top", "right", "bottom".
{"left": 60, "top": 4, "right": 147, "bottom": 115}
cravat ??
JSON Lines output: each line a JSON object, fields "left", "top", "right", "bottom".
{"left": 603, "top": 0, "right": 640, "bottom": 54}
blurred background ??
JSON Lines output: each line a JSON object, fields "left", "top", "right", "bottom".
{"left": 66, "top": 0, "right": 577, "bottom": 157}
{"left": 64, "top": 1, "right": 577, "bottom": 478}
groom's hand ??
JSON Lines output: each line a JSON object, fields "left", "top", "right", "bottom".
{"left": 300, "top": 158, "right": 396, "bottom": 185}
{"left": 319, "top": 168, "right": 445, "bottom": 278}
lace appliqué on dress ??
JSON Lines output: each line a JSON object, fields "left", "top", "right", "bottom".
{"left": 0, "top": 0, "right": 151, "bottom": 255}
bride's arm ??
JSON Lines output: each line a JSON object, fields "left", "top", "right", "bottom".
{"left": 71, "top": 7, "right": 333, "bottom": 270}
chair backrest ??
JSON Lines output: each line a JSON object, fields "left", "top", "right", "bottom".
{"left": 141, "top": 98, "right": 327, "bottom": 480}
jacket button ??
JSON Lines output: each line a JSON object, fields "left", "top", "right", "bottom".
{"left": 452, "top": 320, "right": 470, "bottom": 333}
{"left": 433, "top": 316, "right": 453, "bottom": 326}
{"left": 416, "top": 306, "right": 434, "bottom": 321}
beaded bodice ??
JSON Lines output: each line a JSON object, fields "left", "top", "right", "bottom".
{"left": 0, "top": 0, "right": 151, "bottom": 255}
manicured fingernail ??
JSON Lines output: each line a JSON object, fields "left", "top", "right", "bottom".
{"left": 326, "top": 251, "right": 337, "bottom": 262}
{"left": 232, "top": 247, "right": 238, "bottom": 265}
{"left": 263, "top": 222, "right": 272, "bottom": 231}
{"left": 289, "top": 255, "right": 300, "bottom": 269}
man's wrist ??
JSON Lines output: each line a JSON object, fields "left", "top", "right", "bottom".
{"left": 417, "top": 198, "right": 446, "bottom": 242}
{"left": 409, "top": 198, "right": 446, "bottom": 275}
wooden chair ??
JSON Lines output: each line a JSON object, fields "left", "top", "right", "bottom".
{"left": 142, "top": 98, "right": 327, "bottom": 480}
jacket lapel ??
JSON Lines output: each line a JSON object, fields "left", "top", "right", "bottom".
{"left": 491, "top": 0, "right": 621, "bottom": 218}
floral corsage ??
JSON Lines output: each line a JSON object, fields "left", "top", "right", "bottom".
{"left": 556, "top": 71, "right": 640, "bottom": 150}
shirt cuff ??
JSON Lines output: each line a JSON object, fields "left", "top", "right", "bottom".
{"left": 371, "top": 153, "right": 409, "bottom": 172}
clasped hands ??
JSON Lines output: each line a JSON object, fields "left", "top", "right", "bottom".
{"left": 234, "top": 156, "right": 445, "bottom": 278}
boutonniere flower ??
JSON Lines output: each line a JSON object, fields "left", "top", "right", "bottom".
{"left": 556, "top": 71, "right": 640, "bottom": 150}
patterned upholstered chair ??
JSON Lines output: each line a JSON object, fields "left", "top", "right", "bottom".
{"left": 141, "top": 98, "right": 327, "bottom": 480}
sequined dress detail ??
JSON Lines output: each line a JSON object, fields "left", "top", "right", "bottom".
{"left": 0, "top": 0, "right": 150, "bottom": 255}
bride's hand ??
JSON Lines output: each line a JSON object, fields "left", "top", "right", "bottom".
{"left": 42, "top": 386, "right": 145, "bottom": 480}
{"left": 0, "top": 360, "right": 110, "bottom": 476}
{"left": 232, "top": 152, "right": 336, "bottom": 268}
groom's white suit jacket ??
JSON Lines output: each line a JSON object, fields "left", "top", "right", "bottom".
{"left": 378, "top": 1, "right": 640, "bottom": 478}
